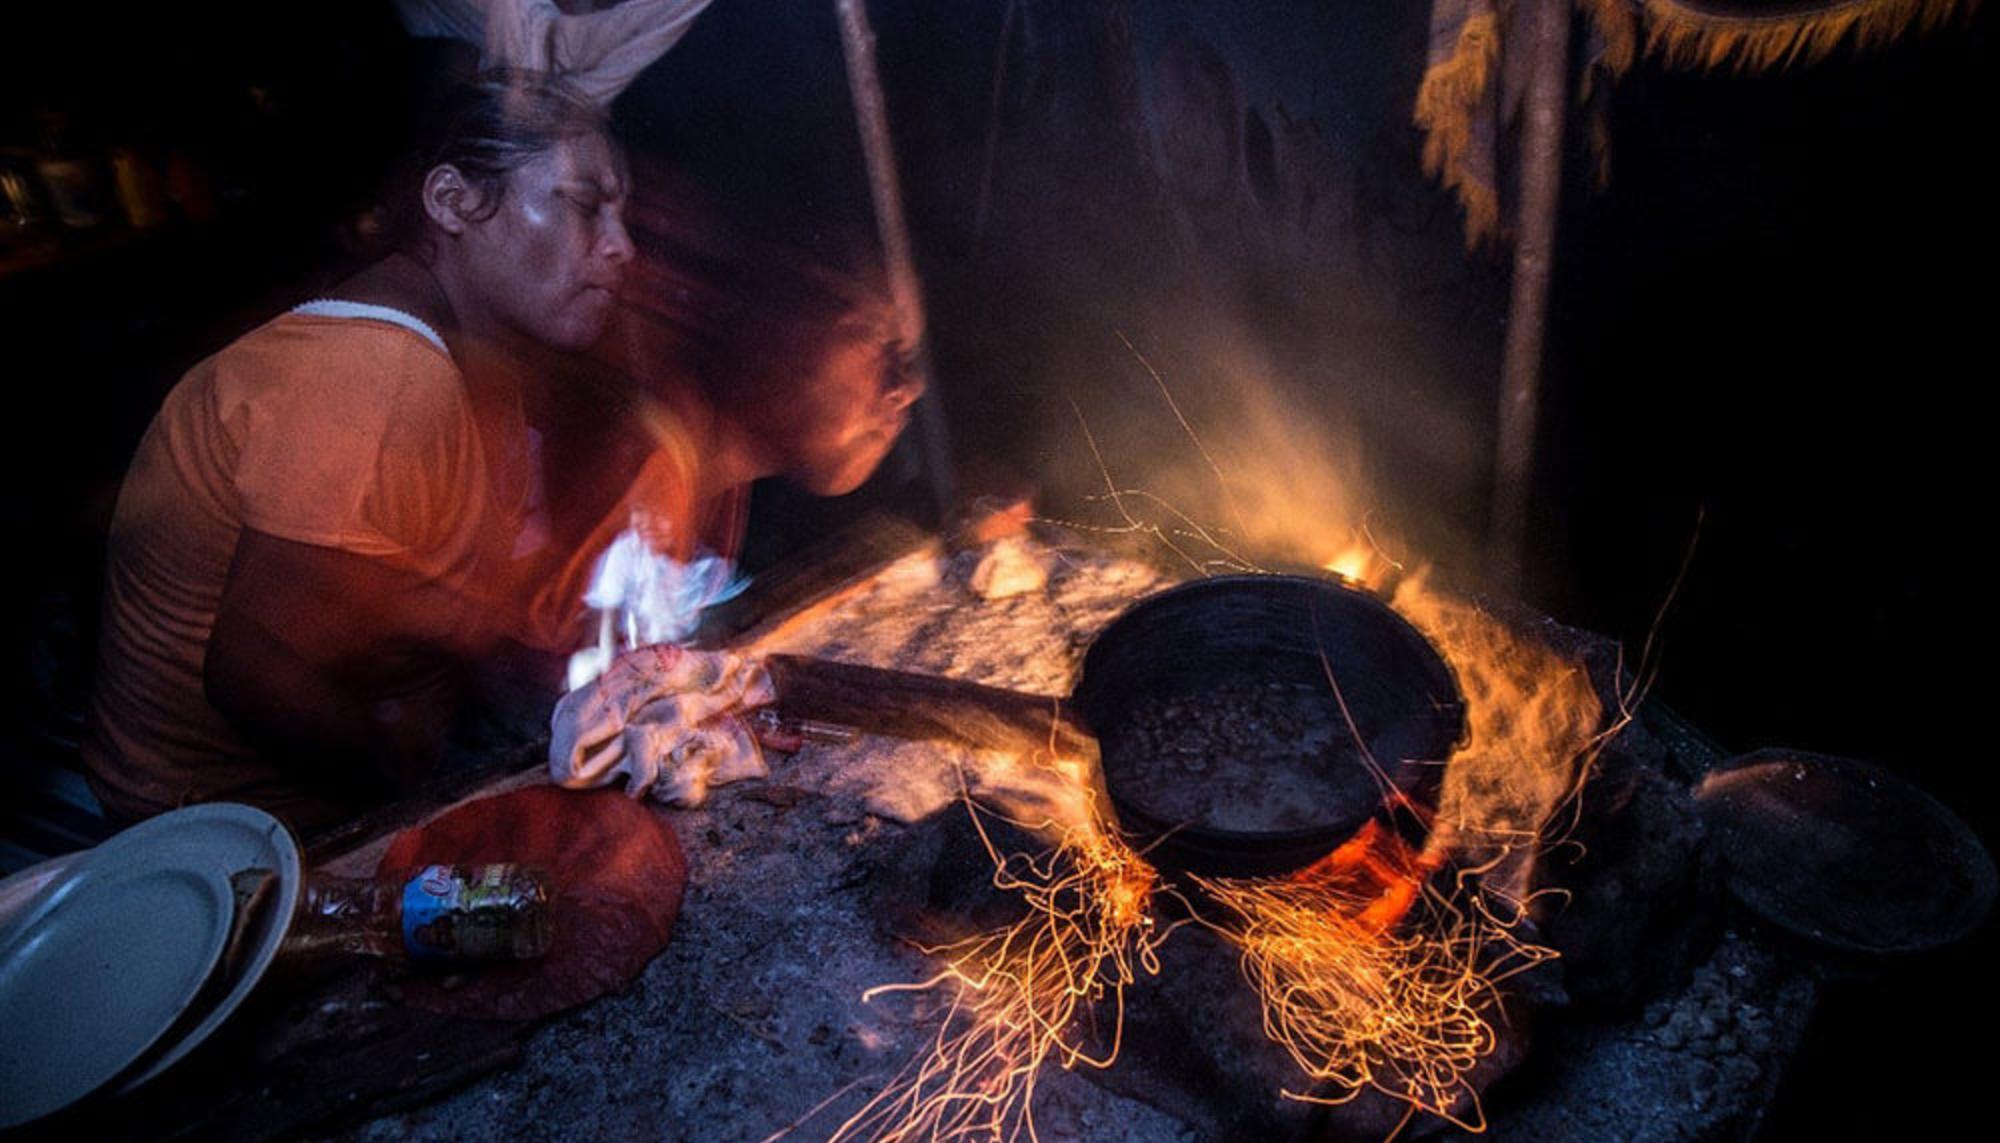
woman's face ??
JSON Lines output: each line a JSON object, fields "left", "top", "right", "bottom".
{"left": 772, "top": 326, "right": 924, "bottom": 497}
{"left": 458, "top": 133, "right": 635, "bottom": 351}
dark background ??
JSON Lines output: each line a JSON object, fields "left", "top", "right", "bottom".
{"left": 3, "top": 2, "right": 1992, "bottom": 1138}
{"left": 1541, "top": 13, "right": 1995, "bottom": 1136}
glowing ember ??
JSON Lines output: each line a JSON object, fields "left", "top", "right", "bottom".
{"left": 1320, "top": 532, "right": 1401, "bottom": 592}
{"left": 1323, "top": 545, "right": 1377, "bottom": 586}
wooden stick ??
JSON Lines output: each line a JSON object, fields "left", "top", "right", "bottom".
{"left": 764, "top": 653, "right": 1093, "bottom": 759}
{"left": 834, "top": 0, "right": 957, "bottom": 520}
{"left": 1489, "top": 0, "right": 1572, "bottom": 592}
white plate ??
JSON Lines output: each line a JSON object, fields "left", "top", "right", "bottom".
{"left": 91, "top": 804, "right": 302, "bottom": 1093}
{"left": 0, "top": 851, "right": 81, "bottom": 921}
{"left": 0, "top": 804, "right": 304, "bottom": 1127}
{"left": 0, "top": 859, "right": 233, "bottom": 1128}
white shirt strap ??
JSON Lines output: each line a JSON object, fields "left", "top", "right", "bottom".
{"left": 292, "top": 299, "right": 451, "bottom": 359}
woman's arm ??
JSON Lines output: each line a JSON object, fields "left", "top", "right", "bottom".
{"left": 205, "top": 529, "right": 478, "bottom": 798}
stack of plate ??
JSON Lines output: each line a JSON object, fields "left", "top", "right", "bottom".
{"left": 0, "top": 803, "right": 302, "bottom": 1128}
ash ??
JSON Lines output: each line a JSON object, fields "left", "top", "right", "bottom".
{"left": 350, "top": 537, "right": 1815, "bottom": 1143}
{"left": 1430, "top": 930, "right": 1814, "bottom": 1143}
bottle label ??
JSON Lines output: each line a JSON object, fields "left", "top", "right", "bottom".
{"left": 399, "top": 864, "right": 551, "bottom": 961}
{"left": 402, "top": 864, "right": 461, "bottom": 960}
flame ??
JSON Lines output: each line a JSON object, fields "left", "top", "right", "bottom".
{"left": 1142, "top": 567, "right": 1604, "bottom": 1130}
{"left": 1322, "top": 537, "right": 1400, "bottom": 592}
{"left": 831, "top": 560, "right": 1611, "bottom": 1140}
{"left": 1323, "top": 544, "right": 1372, "bottom": 586}
{"left": 829, "top": 560, "right": 1612, "bottom": 1142}
{"left": 1386, "top": 570, "right": 1607, "bottom": 897}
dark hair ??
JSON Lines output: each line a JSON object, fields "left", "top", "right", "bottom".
{"left": 703, "top": 247, "right": 905, "bottom": 396}
{"left": 381, "top": 69, "right": 613, "bottom": 254}
{"left": 606, "top": 158, "right": 909, "bottom": 404}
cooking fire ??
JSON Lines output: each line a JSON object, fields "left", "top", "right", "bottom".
{"left": 805, "top": 538, "right": 1613, "bottom": 1141}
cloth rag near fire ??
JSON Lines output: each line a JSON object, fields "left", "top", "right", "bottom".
{"left": 550, "top": 643, "right": 774, "bottom": 808}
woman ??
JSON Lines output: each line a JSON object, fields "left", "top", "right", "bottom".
{"left": 84, "top": 70, "right": 920, "bottom": 831}
{"left": 83, "top": 73, "right": 633, "bottom": 829}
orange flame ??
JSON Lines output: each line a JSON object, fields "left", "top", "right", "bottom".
{"left": 1152, "top": 563, "right": 1606, "bottom": 1129}
{"left": 1322, "top": 543, "right": 1384, "bottom": 589}
{"left": 1386, "top": 570, "right": 1608, "bottom": 896}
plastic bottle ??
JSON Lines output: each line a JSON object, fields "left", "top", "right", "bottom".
{"left": 284, "top": 864, "right": 551, "bottom": 964}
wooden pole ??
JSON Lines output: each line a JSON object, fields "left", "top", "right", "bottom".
{"left": 1489, "top": 0, "right": 1572, "bottom": 594}
{"left": 834, "top": 0, "right": 957, "bottom": 521}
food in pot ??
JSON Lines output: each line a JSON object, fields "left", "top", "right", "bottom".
{"left": 1107, "top": 677, "right": 1384, "bottom": 834}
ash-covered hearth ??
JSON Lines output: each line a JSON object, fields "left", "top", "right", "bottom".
{"left": 349, "top": 531, "right": 1912, "bottom": 1142}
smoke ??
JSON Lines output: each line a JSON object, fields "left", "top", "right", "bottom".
{"left": 1027, "top": 315, "right": 1489, "bottom": 583}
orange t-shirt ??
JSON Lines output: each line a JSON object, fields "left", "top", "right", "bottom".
{"left": 83, "top": 311, "right": 518, "bottom": 823}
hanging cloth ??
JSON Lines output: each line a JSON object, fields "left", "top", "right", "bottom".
{"left": 395, "top": 0, "right": 717, "bottom": 105}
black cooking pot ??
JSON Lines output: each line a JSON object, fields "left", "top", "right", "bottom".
{"left": 765, "top": 574, "right": 1465, "bottom": 879}
{"left": 1072, "top": 575, "right": 1465, "bottom": 878}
